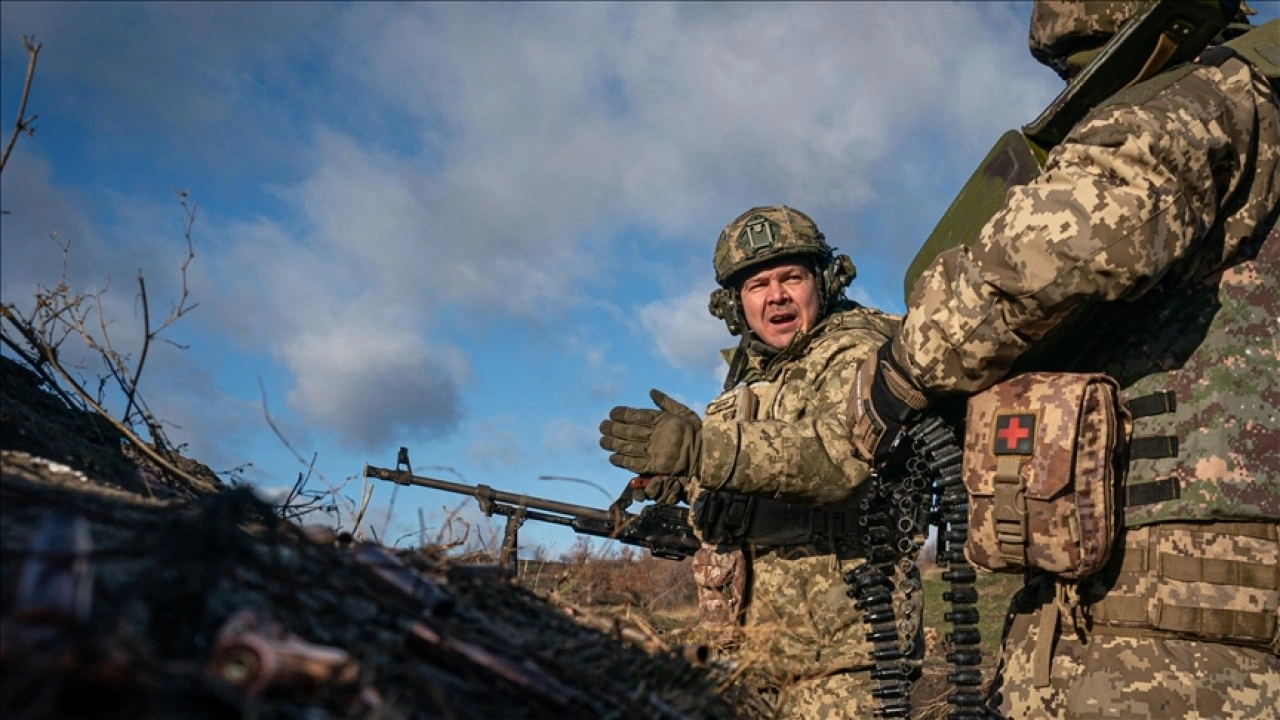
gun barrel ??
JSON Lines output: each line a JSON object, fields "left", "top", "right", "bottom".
{"left": 363, "top": 464, "right": 615, "bottom": 522}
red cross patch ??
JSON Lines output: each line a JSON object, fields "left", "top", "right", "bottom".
{"left": 993, "top": 413, "right": 1035, "bottom": 455}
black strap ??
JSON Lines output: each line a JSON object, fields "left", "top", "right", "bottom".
{"left": 749, "top": 498, "right": 862, "bottom": 547}
{"left": 809, "top": 508, "right": 857, "bottom": 540}
{"left": 1198, "top": 43, "right": 1240, "bottom": 69}
{"left": 1125, "top": 390, "right": 1177, "bottom": 419}
{"left": 1130, "top": 435, "right": 1179, "bottom": 459}
{"left": 695, "top": 490, "right": 864, "bottom": 547}
{"left": 1126, "top": 477, "right": 1181, "bottom": 506}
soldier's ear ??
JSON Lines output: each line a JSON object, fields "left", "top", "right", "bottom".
{"left": 708, "top": 288, "right": 744, "bottom": 336}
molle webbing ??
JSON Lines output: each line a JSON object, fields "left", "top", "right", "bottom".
{"left": 1124, "top": 390, "right": 1176, "bottom": 419}
{"left": 1124, "top": 390, "right": 1179, "bottom": 463}
{"left": 1087, "top": 522, "right": 1280, "bottom": 647}
{"left": 1121, "top": 391, "right": 1181, "bottom": 507}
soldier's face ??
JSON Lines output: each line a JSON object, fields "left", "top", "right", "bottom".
{"left": 739, "top": 261, "right": 820, "bottom": 349}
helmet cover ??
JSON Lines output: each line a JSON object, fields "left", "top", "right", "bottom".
{"left": 1029, "top": 1, "right": 1144, "bottom": 71}
{"left": 712, "top": 206, "right": 833, "bottom": 287}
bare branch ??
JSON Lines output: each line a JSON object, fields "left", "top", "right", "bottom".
{"left": 0, "top": 35, "right": 42, "bottom": 175}
{"left": 0, "top": 309, "right": 78, "bottom": 409}
{"left": 0, "top": 304, "right": 206, "bottom": 496}
{"left": 122, "top": 275, "right": 150, "bottom": 429}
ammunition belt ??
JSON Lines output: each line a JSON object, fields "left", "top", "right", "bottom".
{"left": 907, "top": 416, "right": 987, "bottom": 720}
{"left": 841, "top": 415, "right": 963, "bottom": 719}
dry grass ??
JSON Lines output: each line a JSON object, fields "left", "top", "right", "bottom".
{"left": 525, "top": 548, "right": 1031, "bottom": 719}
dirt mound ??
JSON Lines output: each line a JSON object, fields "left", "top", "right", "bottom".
{"left": 0, "top": 355, "right": 763, "bottom": 720}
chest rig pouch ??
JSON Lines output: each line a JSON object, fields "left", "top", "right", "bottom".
{"left": 962, "top": 373, "right": 1132, "bottom": 580}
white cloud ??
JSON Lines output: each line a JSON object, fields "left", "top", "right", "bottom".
{"left": 638, "top": 283, "right": 728, "bottom": 377}
{"left": 2, "top": 2, "right": 1062, "bottom": 460}
{"left": 542, "top": 417, "right": 600, "bottom": 456}
{"left": 466, "top": 421, "right": 524, "bottom": 471}
{"left": 280, "top": 317, "right": 468, "bottom": 451}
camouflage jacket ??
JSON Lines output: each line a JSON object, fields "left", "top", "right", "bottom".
{"left": 693, "top": 305, "right": 910, "bottom": 678}
{"left": 892, "top": 54, "right": 1280, "bottom": 525}
{"left": 700, "top": 306, "right": 898, "bottom": 505}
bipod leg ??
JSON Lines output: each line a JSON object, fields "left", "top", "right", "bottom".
{"left": 499, "top": 508, "right": 527, "bottom": 578}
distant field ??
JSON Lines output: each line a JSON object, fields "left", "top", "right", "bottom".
{"left": 920, "top": 562, "right": 1024, "bottom": 666}
{"left": 913, "top": 563, "right": 1026, "bottom": 718}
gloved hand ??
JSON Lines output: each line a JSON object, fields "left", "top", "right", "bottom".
{"left": 599, "top": 389, "right": 702, "bottom": 478}
{"left": 628, "top": 475, "right": 688, "bottom": 505}
{"left": 848, "top": 342, "right": 931, "bottom": 466}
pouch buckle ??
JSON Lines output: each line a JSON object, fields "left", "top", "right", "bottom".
{"left": 993, "top": 457, "right": 1028, "bottom": 562}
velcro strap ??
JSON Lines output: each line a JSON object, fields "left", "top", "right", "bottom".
{"left": 993, "top": 456, "right": 1028, "bottom": 564}
{"left": 1159, "top": 554, "right": 1280, "bottom": 590}
{"left": 1124, "top": 391, "right": 1176, "bottom": 419}
{"left": 1129, "top": 435, "right": 1179, "bottom": 459}
{"left": 1155, "top": 604, "right": 1278, "bottom": 642}
{"left": 1090, "top": 595, "right": 1151, "bottom": 624}
{"left": 1033, "top": 596, "right": 1060, "bottom": 688}
{"left": 1126, "top": 478, "right": 1180, "bottom": 506}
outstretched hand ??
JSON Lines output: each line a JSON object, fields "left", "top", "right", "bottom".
{"left": 599, "top": 389, "right": 702, "bottom": 478}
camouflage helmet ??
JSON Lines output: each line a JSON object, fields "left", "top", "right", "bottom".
{"left": 713, "top": 206, "right": 833, "bottom": 287}
{"left": 708, "top": 206, "right": 856, "bottom": 337}
{"left": 1028, "top": 1, "right": 1144, "bottom": 78}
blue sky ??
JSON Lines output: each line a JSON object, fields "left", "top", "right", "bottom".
{"left": 5, "top": 2, "right": 1272, "bottom": 555}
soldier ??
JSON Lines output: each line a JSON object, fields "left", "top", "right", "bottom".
{"left": 847, "top": 1, "right": 1279, "bottom": 718}
{"left": 598, "top": 206, "right": 919, "bottom": 718}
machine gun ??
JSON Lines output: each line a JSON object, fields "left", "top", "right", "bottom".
{"left": 364, "top": 447, "right": 700, "bottom": 576}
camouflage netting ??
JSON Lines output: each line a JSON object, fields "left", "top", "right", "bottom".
{"left": 0, "top": 356, "right": 768, "bottom": 720}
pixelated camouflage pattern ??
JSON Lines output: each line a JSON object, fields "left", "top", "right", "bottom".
{"left": 691, "top": 544, "right": 747, "bottom": 624}
{"left": 1029, "top": 1, "right": 1144, "bottom": 69}
{"left": 894, "top": 56, "right": 1280, "bottom": 398}
{"left": 713, "top": 206, "right": 833, "bottom": 287}
{"left": 748, "top": 547, "right": 921, "bottom": 682}
{"left": 769, "top": 631, "right": 883, "bottom": 720}
{"left": 962, "top": 373, "right": 1130, "bottom": 579}
{"left": 893, "top": 56, "right": 1280, "bottom": 527}
{"left": 1082, "top": 523, "right": 1280, "bottom": 646}
{"left": 892, "top": 45, "right": 1280, "bottom": 715}
{"left": 700, "top": 307, "right": 898, "bottom": 506}
{"left": 1099, "top": 225, "right": 1279, "bottom": 526}
{"left": 691, "top": 306, "right": 920, "bottom": 684}
{"left": 994, "top": 524, "right": 1280, "bottom": 718}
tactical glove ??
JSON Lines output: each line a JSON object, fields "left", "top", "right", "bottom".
{"left": 599, "top": 389, "right": 702, "bottom": 478}
{"left": 848, "top": 342, "right": 930, "bottom": 466}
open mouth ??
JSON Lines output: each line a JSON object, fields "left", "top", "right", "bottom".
{"left": 768, "top": 311, "right": 798, "bottom": 327}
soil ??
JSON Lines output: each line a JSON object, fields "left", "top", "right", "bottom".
{"left": 0, "top": 356, "right": 764, "bottom": 720}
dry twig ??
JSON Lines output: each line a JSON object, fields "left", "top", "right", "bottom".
{"left": 0, "top": 34, "right": 41, "bottom": 176}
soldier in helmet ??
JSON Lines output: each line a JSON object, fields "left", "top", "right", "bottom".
{"left": 598, "top": 206, "right": 919, "bottom": 718}
{"left": 847, "top": 1, "right": 1279, "bottom": 717}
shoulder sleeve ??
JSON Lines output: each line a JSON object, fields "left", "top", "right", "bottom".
{"left": 893, "top": 58, "right": 1280, "bottom": 395}
{"left": 700, "top": 318, "right": 896, "bottom": 506}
